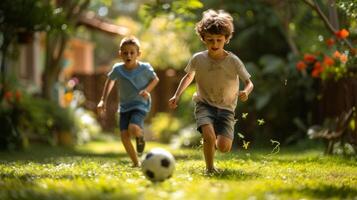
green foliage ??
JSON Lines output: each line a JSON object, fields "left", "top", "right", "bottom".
{"left": 100, "top": 15, "right": 193, "bottom": 69}
{"left": 238, "top": 54, "right": 317, "bottom": 144}
{"left": 140, "top": 17, "right": 192, "bottom": 69}
{"left": 0, "top": 88, "right": 79, "bottom": 150}
{"left": 0, "top": 141, "right": 356, "bottom": 199}
{"left": 0, "top": 0, "right": 54, "bottom": 33}
{"left": 150, "top": 113, "right": 181, "bottom": 143}
{"left": 337, "top": 0, "right": 357, "bottom": 18}
{"left": 21, "top": 95, "right": 75, "bottom": 134}
{"left": 139, "top": 0, "right": 203, "bottom": 27}
{"left": 0, "top": 87, "right": 30, "bottom": 150}
{"left": 149, "top": 85, "right": 196, "bottom": 145}
{"left": 174, "top": 85, "right": 196, "bottom": 125}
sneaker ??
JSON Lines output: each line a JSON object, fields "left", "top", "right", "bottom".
{"left": 136, "top": 136, "right": 145, "bottom": 154}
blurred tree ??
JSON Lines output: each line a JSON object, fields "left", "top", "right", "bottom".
{"left": 139, "top": 0, "right": 204, "bottom": 54}
{"left": 0, "top": 0, "right": 53, "bottom": 96}
{"left": 42, "top": 0, "right": 91, "bottom": 101}
{"left": 337, "top": 0, "right": 357, "bottom": 19}
{"left": 302, "top": 0, "right": 354, "bottom": 51}
{"left": 139, "top": 0, "right": 203, "bottom": 27}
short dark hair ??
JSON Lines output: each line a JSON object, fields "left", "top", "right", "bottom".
{"left": 119, "top": 36, "right": 141, "bottom": 51}
{"left": 195, "top": 9, "right": 234, "bottom": 43}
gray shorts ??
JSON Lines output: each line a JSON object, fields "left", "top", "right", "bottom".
{"left": 194, "top": 102, "right": 236, "bottom": 140}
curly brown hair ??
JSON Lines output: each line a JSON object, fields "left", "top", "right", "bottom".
{"left": 195, "top": 9, "right": 234, "bottom": 43}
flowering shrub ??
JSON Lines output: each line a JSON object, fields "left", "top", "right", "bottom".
{"left": 0, "top": 88, "right": 25, "bottom": 150}
{"left": 0, "top": 86, "right": 79, "bottom": 150}
{"left": 296, "top": 29, "right": 356, "bottom": 80}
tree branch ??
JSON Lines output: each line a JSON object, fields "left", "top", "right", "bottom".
{"left": 302, "top": 0, "right": 354, "bottom": 51}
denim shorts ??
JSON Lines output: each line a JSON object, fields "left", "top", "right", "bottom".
{"left": 194, "top": 102, "right": 236, "bottom": 140}
{"left": 119, "top": 109, "right": 147, "bottom": 131}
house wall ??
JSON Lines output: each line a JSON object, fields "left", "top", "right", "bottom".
{"left": 18, "top": 32, "right": 44, "bottom": 91}
{"left": 62, "top": 38, "right": 94, "bottom": 79}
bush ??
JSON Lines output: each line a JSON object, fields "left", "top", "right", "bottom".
{"left": 236, "top": 54, "right": 317, "bottom": 146}
{"left": 170, "top": 124, "right": 201, "bottom": 149}
{"left": 0, "top": 92, "right": 78, "bottom": 149}
{"left": 0, "top": 89, "right": 27, "bottom": 150}
{"left": 73, "top": 107, "right": 101, "bottom": 145}
{"left": 20, "top": 95, "right": 76, "bottom": 138}
{"left": 150, "top": 112, "right": 181, "bottom": 143}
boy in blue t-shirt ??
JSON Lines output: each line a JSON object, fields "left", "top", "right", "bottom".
{"left": 97, "top": 36, "right": 159, "bottom": 167}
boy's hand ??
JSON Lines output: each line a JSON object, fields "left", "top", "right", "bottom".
{"left": 97, "top": 100, "right": 106, "bottom": 117}
{"left": 238, "top": 90, "right": 249, "bottom": 102}
{"left": 168, "top": 96, "right": 179, "bottom": 109}
{"left": 139, "top": 90, "right": 150, "bottom": 99}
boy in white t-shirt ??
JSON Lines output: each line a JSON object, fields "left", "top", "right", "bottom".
{"left": 168, "top": 9, "right": 254, "bottom": 174}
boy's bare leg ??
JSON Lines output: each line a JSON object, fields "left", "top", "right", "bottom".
{"left": 128, "top": 124, "right": 143, "bottom": 138}
{"left": 120, "top": 130, "right": 139, "bottom": 167}
{"left": 128, "top": 124, "right": 145, "bottom": 154}
{"left": 216, "top": 135, "right": 232, "bottom": 153}
{"left": 201, "top": 124, "right": 216, "bottom": 171}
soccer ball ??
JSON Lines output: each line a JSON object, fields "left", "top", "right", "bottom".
{"left": 141, "top": 148, "right": 175, "bottom": 182}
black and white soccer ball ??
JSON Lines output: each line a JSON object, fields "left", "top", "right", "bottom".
{"left": 141, "top": 148, "right": 175, "bottom": 182}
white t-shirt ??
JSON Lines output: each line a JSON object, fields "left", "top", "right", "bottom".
{"left": 185, "top": 50, "right": 251, "bottom": 112}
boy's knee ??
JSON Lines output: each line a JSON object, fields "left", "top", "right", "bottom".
{"left": 216, "top": 136, "right": 232, "bottom": 152}
{"left": 217, "top": 143, "right": 231, "bottom": 153}
{"left": 128, "top": 124, "right": 142, "bottom": 136}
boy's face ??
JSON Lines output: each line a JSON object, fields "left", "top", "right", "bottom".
{"left": 119, "top": 44, "right": 140, "bottom": 67}
{"left": 203, "top": 33, "right": 227, "bottom": 55}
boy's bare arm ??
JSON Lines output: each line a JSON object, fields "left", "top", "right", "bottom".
{"left": 238, "top": 79, "right": 254, "bottom": 102}
{"left": 146, "top": 76, "right": 159, "bottom": 92}
{"left": 168, "top": 71, "right": 195, "bottom": 109}
{"left": 139, "top": 76, "right": 159, "bottom": 99}
{"left": 97, "top": 79, "right": 115, "bottom": 113}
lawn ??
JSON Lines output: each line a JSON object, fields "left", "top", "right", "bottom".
{"left": 0, "top": 139, "right": 356, "bottom": 200}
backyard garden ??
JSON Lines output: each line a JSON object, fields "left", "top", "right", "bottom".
{"left": 0, "top": 0, "right": 356, "bottom": 199}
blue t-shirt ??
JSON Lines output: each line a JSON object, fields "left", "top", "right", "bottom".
{"left": 108, "top": 62, "right": 156, "bottom": 113}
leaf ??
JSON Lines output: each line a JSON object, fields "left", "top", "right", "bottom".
{"left": 187, "top": 0, "right": 203, "bottom": 9}
{"left": 242, "top": 112, "right": 248, "bottom": 119}
{"left": 257, "top": 119, "right": 265, "bottom": 126}
{"left": 269, "top": 139, "right": 280, "bottom": 155}
{"left": 242, "top": 140, "right": 250, "bottom": 150}
{"left": 237, "top": 132, "right": 245, "bottom": 139}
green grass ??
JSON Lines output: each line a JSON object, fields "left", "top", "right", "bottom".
{"left": 0, "top": 140, "right": 356, "bottom": 200}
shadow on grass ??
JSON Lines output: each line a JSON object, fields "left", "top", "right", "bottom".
{"left": 172, "top": 152, "right": 202, "bottom": 161}
{"left": 220, "top": 147, "right": 357, "bottom": 167}
{"left": 0, "top": 186, "right": 139, "bottom": 200}
{"left": 0, "top": 144, "right": 128, "bottom": 163}
{"left": 281, "top": 184, "right": 357, "bottom": 199}
{"left": 206, "top": 168, "right": 262, "bottom": 181}
{"left": 0, "top": 171, "right": 105, "bottom": 181}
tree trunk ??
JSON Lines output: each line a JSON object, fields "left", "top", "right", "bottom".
{"left": 0, "top": 32, "right": 14, "bottom": 96}
{"left": 41, "top": 32, "right": 68, "bottom": 101}
{"left": 328, "top": 0, "right": 339, "bottom": 30}
{"left": 40, "top": 0, "right": 90, "bottom": 101}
